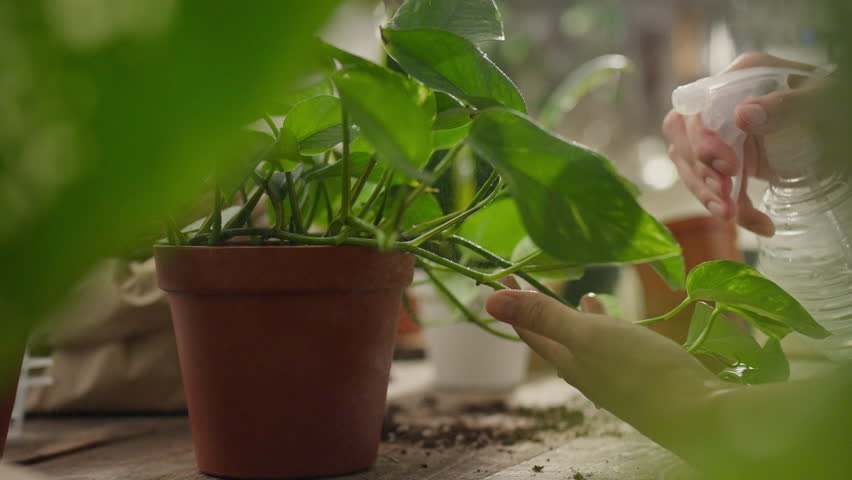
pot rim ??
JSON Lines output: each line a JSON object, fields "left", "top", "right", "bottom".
{"left": 154, "top": 243, "right": 415, "bottom": 294}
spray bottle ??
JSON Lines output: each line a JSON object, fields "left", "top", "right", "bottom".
{"left": 673, "top": 66, "right": 852, "bottom": 362}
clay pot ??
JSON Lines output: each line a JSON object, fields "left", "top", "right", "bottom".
{"left": 636, "top": 216, "right": 743, "bottom": 343}
{"left": 155, "top": 245, "right": 415, "bottom": 479}
{"left": 0, "top": 352, "right": 23, "bottom": 458}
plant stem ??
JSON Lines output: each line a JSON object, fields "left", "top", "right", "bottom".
{"left": 209, "top": 188, "right": 223, "bottom": 246}
{"left": 402, "top": 291, "right": 420, "bottom": 326}
{"left": 350, "top": 155, "right": 377, "bottom": 204}
{"left": 340, "top": 110, "right": 352, "bottom": 220}
{"left": 402, "top": 244, "right": 505, "bottom": 291}
{"left": 403, "top": 142, "right": 461, "bottom": 207}
{"left": 421, "top": 262, "right": 521, "bottom": 341}
{"left": 285, "top": 170, "right": 304, "bottom": 233}
{"left": 357, "top": 169, "right": 391, "bottom": 218}
{"left": 634, "top": 297, "right": 693, "bottom": 326}
{"left": 371, "top": 172, "right": 394, "bottom": 225}
{"left": 447, "top": 235, "right": 569, "bottom": 306}
{"left": 225, "top": 172, "right": 272, "bottom": 230}
{"left": 445, "top": 171, "right": 500, "bottom": 237}
{"left": 320, "top": 183, "right": 334, "bottom": 226}
{"left": 191, "top": 227, "right": 503, "bottom": 291}
{"left": 262, "top": 113, "right": 279, "bottom": 138}
{"left": 685, "top": 306, "right": 722, "bottom": 353}
{"left": 482, "top": 250, "right": 540, "bottom": 281}
{"left": 165, "top": 217, "right": 186, "bottom": 246}
{"left": 468, "top": 170, "right": 499, "bottom": 208}
{"left": 408, "top": 179, "right": 503, "bottom": 247}
{"left": 348, "top": 216, "right": 386, "bottom": 246}
{"left": 303, "top": 184, "right": 322, "bottom": 229}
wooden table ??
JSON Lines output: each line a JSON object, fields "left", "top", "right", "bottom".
{"left": 1, "top": 362, "right": 696, "bottom": 480}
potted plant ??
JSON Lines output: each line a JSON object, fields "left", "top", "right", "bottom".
{"left": 155, "top": 0, "right": 830, "bottom": 478}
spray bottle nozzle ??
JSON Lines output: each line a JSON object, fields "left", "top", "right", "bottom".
{"left": 672, "top": 66, "right": 814, "bottom": 204}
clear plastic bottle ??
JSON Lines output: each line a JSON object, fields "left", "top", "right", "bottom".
{"left": 757, "top": 128, "right": 852, "bottom": 362}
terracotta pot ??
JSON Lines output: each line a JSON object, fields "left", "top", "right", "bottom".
{"left": 1, "top": 352, "right": 23, "bottom": 458}
{"left": 155, "top": 245, "right": 415, "bottom": 479}
{"left": 636, "top": 216, "right": 743, "bottom": 343}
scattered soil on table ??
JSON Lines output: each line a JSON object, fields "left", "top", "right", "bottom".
{"left": 382, "top": 397, "right": 584, "bottom": 450}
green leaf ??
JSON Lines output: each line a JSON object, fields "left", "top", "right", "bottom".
{"left": 719, "top": 338, "right": 790, "bottom": 384}
{"left": 433, "top": 107, "right": 475, "bottom": 130}
{"left": 719, "top": 305, "right": 794, "bottom": 340}
{"left": 283, "top": 96, "right": 360, "bottom": 155}
{"left": 686, "top": 261, "right": 829, "bottom": 339}
{"left": 401, "top": 192, "right": 443, "bottom": 230}
{"left": 687, "top": 302, "right": 763, "bottom": 365}
{"left": 650, "top": 255, "right": 686, "bottom": 290}
{"left": 510, "top": 236, "right": 585, "bottom": 281}
{"left": 382, "top": 28, "right": 526, "bottom": 113}
{"left": 388, "top": 0, "right": 504, "bottom": 44}
{"left": 321, "top": 42, "right": 437, "bottom": 121}
{"left": 539, "top": 54, "right": 633, "bottom": 129}
{"left": 458, "top": 198, "right": 526, "bottom": 260}
{"left": 431, "top": 124, "right": 470, "bottom": 150}
{"left": 333, "top": 68, "right": 432, "bottom": 178}
{"left": 466, "top": 108, "right": 681, "bottom": 265}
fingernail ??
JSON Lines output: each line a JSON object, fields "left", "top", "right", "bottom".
{"left": 704, "top": 176, "right": 721, "bottom": 192}
{"left": 749, "top": 222, "right": 775, "bottom": 237}
{"left": 580, "top": 295, "right": 597, "bottom": 313}
{"left": 739, "top": 104, "right": 767, "bottom": 128}
{"left": 706, "top": 200, "right": 724, "bottom": 216}
{"left": 711, "top": 159, "right": 728, "bottom": 173}
{"left": 486, "top": 292, "right": 519, "bottom": 322}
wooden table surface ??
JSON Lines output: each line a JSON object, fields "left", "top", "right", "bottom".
{"left": 1, "top": 362, "right": 697, "bottom": 480}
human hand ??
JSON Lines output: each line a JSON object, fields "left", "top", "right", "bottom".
{"left": 662, "top": 53, "right": 827, "bottom": 236}
{"left": 486, "top": 289, "right": 730, "bottom": 453}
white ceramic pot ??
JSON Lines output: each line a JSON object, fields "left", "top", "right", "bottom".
{"left": 412, "top": 279, "right": 528, "bottom": 391}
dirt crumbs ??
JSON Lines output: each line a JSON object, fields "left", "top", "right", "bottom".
{"left": 382, "top": 398, "right": 584, "bottom": 450}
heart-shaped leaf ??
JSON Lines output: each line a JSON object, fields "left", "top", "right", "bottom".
{"left": 333, "top": 68, "right": 432, "bottom": 179}
{"left": 466, "top": 108, "right": 681, "bottom": 265}
{"left": 686, "top": 260, "right": 829, "bottom": 339}
{"left": 458, "top": 198, "right": 526, "bottom": 260}
{"left": 650, "top": 255, "right": 686, "bottom": 290}
{"left": 388, "top": 0, "right": 504, "bottom": 44}
{"left": 719, "top": 338, "right": 790, "bottom": 384}
{"left": 283, "top": 96, "right": 360, "bottom": 155}
{"left": 382, "top": 28, "right": 526, "bottom": 113}
{"left": 686, "top": 302, "right": 763, "bottom": 365}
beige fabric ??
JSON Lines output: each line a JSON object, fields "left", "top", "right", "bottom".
{"left": 27, "top": 258, "right": 185, "bottom": 412}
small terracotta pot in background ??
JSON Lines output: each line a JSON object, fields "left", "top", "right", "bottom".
{"left": 636, "top": 216, "right": 743, "bottom": 344}
{"left": 155, "top": 245, "right": 414, "bottom": 479}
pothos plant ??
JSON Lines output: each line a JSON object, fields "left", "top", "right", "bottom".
{"left": 162, "top": 0, "right": 829, "bottom": 385}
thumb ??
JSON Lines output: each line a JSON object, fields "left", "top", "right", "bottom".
{"left": 486, "top": 290, "right": 585, "bottom": 348}
{"left": 735, "top": 83, "right": 827, "bottom": 135}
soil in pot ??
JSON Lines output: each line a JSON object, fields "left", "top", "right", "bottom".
{"left": 155, "top": 245, "right": 415, "bottom": 479}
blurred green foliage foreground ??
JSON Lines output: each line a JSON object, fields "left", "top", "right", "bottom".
{"left": 0, "top": 0, "right": 341, "bottom": 373}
